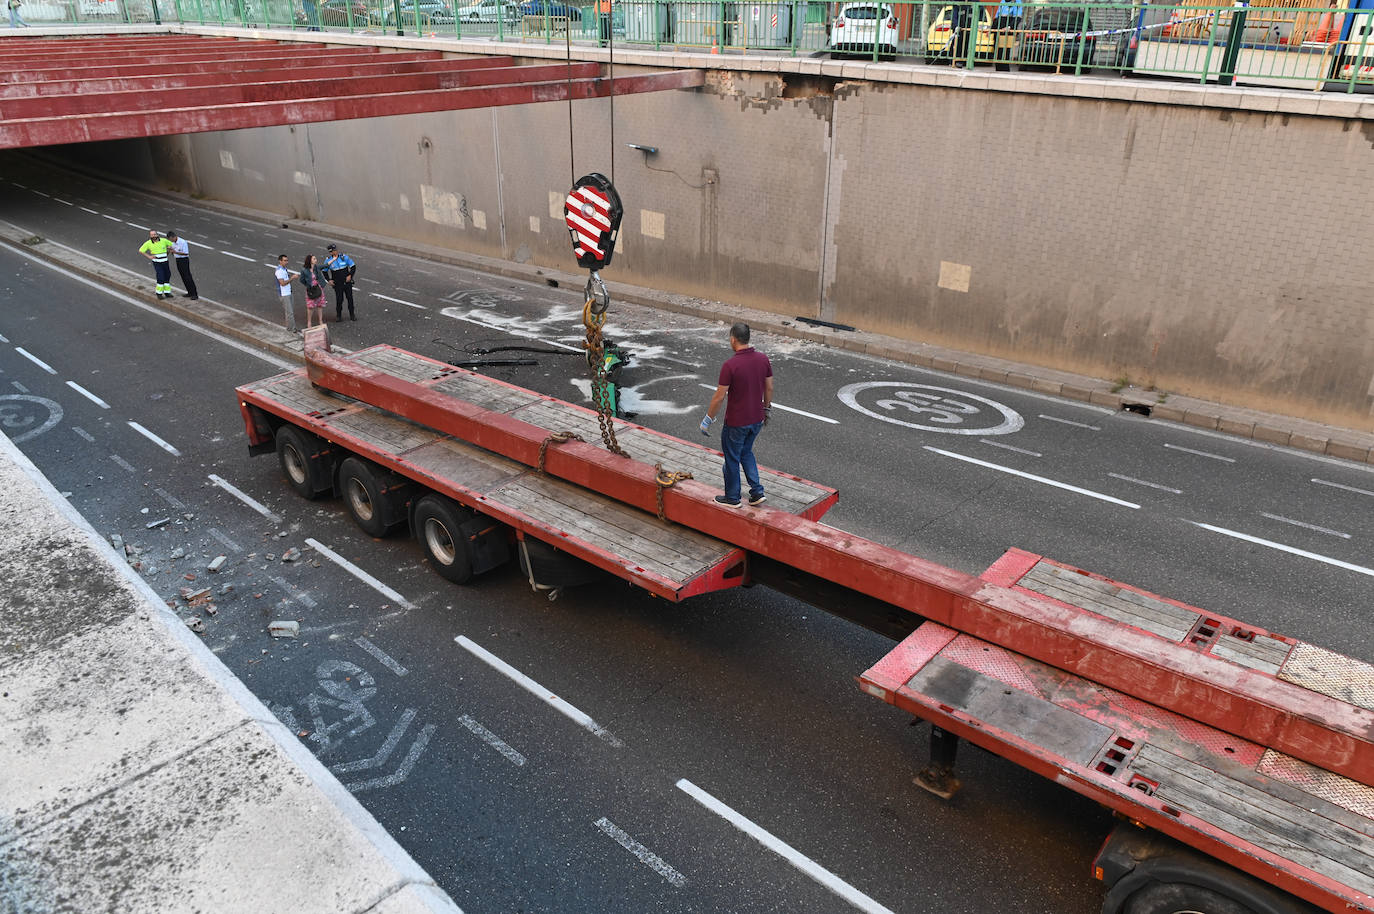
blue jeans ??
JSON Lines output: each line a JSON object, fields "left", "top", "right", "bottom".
{"left": 721, "top": 421, "right": 764, "bottom": 502}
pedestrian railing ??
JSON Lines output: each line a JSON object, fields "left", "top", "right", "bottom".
{"left": 17, "top": 0, "right": 1374, "bottom": 93}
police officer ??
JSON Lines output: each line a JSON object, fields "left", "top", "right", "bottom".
{"left": 165, "top": 230, "right": 198, "bottom": 300}
{"left": 138, "top": 229, "right": 173, "bottom": 299}
{"left": 323, "top": 243, "right": 357, "bottom": 321}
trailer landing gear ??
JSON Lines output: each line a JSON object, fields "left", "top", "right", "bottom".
{"left": 913, "top": 725, "right": 962, "bottom": 799}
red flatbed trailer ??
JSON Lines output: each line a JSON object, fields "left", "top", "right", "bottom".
{"left": 237, "top": 330, "right": 1374, "bottom": 913}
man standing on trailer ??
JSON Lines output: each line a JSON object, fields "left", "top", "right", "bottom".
{"left": 700, "top": 322, "right": 772, "bottom": 508}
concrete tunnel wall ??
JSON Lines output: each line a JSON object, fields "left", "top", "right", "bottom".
{"left": 61, "top": 68, "right": 1374, "bottom": 429}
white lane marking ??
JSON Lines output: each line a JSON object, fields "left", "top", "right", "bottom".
{"left": 413, "top": 268, "right": 432, "bottom": 275}
{"left": 1312, "top": 478, "right": 1374, "bottom": 499}
{"left": 1038, "top": 413, "right": 1100, "bottom": 431}
{"left": 187, "top": 240, "right": 213, "bottom": 249}
{"left": 676, "top": 779, "right": 894, "bottom": 913}
{"left": 455, "top": 635, "right": 622, "bottom": 747}
{"left": 332, "top": 709, "right": 417, "bottom": 773}
{"left": 441, "top": 308, "right": 583, "bottom": 353}
{"left": 33, "top": 190, "right": 50, "bottom": 198}
{"left": 128, "top": 421, "right": 181, "bottom": 456}
{"left": 154, "top": 486, "right": 186, "bottom": 510}
{"left": 110, "top": 454, "right": 137, "bottom": 473}
{"left": 343, "top": 723, "right": 436, "bottom": 792}
{"left": 221, "top": 250, "right": 256, "bottom": 262}
{"left": 1259, "top": 512, "right": 1350, "bottom": 539}
{"left": 0, "top": 332, "right": 7, "bottom": 342}
{"left": 787, "top": 355, "right": 827, "bottom": 368}
{"left": 307, "top": 537, "right": 417, "bottom": 609}
{"left": 373, "top": 292, "right": 426, "bottom": 310}
{"left": 10, "top": 380, "right": 27, "bottom": 393}
{"left": 695, "top": 383, "right": 837, "bottom": 424}
{"left": 208, "top": 527, "right": 243, "bottom": 553}
{"left": 458, "top": 714, "right": 526, "bottom": 767}
{"left": 126, "top": 221, "right": 149, "bottom": 230}
{"left": 54, "top": 198, "right": 73, "bottom": 206}
{"left": 1108, "top": 472, "right": 1181, "bottom": 494}
{"left": 72, "top": 426, "right": 96, "bottom": 442}
{"left": 358, "top": 277, "right": 380, "bottom": 285}
{"left": 1163, "top": 442, "right": 1235, "bottom": 463}
{"left": 80, "top": 206, "right": 100, "bottom": 215}
{"left": 101, "top": 213, "right": 123, "bottom": 222}
{"left": 66, "top": 380, "right": 111, "bottom": 409}
{"left": 268, "top": 574, "right": 318, "bottom": 608}
{"left": 980, "top": 439, "right": 1041, "bottom": 457}
{"left": 395, "top": 286, "right": 419, "bottom": 294}
{"left": 378, "top": 260, "right": 398, "bottom": 267}
{"left": 4, "top": 239, "right": 292, "bottom": 370}
{"left": 355, "top": 636, "right": 409, "bottom": 677}
{"left": 14, "top": 347, "right": 57, "bottom": 374}
{"left": 208, "top": 473, "right": 282, "bottom": 521}
{"left": 594, "top": 817, "right": 687, "bottom": 888}
{"left": 925, "top": 446, "right": 1140, "bottom": 509}
{"left": 1192, "top": 522, "right": 1374, "bottom": 578}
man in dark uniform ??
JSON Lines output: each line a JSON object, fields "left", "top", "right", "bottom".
{"left": 165, "top": 230, "right": 198, "bottom": 300}
{"left": 323, "top": 243, "right": 357, "bottom": 321}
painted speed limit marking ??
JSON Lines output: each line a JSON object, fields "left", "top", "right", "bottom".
{"left": 837, "top": 383, "right": 1023, "bottom": 436}
{"left": 0, "top": 395, "right": 64, "bottom": 443}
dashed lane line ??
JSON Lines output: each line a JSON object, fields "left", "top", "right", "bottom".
{"left": 355, "top": 636, "right": 408, "bottom": 677}
{"left": 10, "top": 381, "right": 27, "bottom": 393}
{"left": 1163, "top": 442, "right": 1236, "bottom": 463}
{"left": 1107, "top": 472, "right": 1181, "bottom": 494}
{"left": 1192, "top": 521, "right": 1374, "bottom": 579}
{"left": 71, "top": 426, "right": 96, "bottom": 442}
{"left": 110, "top": 454, "right": 137, "bottom": 473}
{"left": 372, "top": 292, "right": 426, "bottom": 310}
{"left": 1312, "top": 478, "right": 1374, "bottom": 499}
{"left": 66, "top": 380, "right": 110, "bottom": 409}
{"left": 980, "top": 439, "right": 1041, "bottom": 458}
{"left": 127, "top": 421, "right": 181, "bottom": 456}
{"left": 594, "top": 817, "right": 687, "bottom": 887}
{"left": 455, "top": 635, "right": 623, "bottom": 748}
{"left": 208, "top": 473, "right": 282, "bottom": 522}
{"left": 14, "top": 347, "right": 56, "bottom": 374}
{"left": 1038, "top": 414, "right": 1100, "bottom": 431}
{"left": 1259, "top": 512, "right": 1350, "bottom": 539}
{"left": 458, "top": 714, "right": 526, "bottom": 767}
{"left": 221, "top": 250, "right": 257, "bottom": 262}
{"left": 676, "top": 779, "right": 895, "bottom": 914}
{"left": 924, "top": 446, "right": 1140, "bottom": 509}
{"left": 307, "top": 537, "right": 417, "bottom": 610}
{"left": 695, "top": 383, "right": 838, "bottom": 424}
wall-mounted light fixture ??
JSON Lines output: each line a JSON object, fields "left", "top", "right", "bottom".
{"left": 626, "top": 143, "right": 659, "bottom": 155}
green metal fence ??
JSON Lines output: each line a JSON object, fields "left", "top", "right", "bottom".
{"left": 14, "top": 0, "right": 1374, "bottom": 93}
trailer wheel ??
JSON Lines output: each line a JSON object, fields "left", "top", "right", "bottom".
{"left": 413, "top": 494, "right": 473, "bottom": 584}
{"left": 1123, "top": 882, "right": 1256, "bottom": 914}
{"left": 276, "top": 425, "right": 326, "bottom": 498}
{"left": 339, "top": 457, "right": 397, "bottom": 538}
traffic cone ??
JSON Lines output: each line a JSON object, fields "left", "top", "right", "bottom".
{"left": 1309, "top": 10, "right": 1334, "bottom": 44}
{"left": 710, "top": 38, "right": 719, "bottom": 53}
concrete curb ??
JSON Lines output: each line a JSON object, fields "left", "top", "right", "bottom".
{"left": 0, "top": 430, "right": 462, "bottom": 912}
{"left": 18, "top": 151, "right": 1374, "bottom": 465}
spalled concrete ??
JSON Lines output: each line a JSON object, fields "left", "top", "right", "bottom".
{"left": 0, "top": 431, "right": 462, "bottom": 914}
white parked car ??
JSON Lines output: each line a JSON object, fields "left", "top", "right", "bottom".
{"left": 829, "top": 2, "right": 899, "bottom": 56}
{"left": 455, "top": 0, "right": 518, "bottom": 20}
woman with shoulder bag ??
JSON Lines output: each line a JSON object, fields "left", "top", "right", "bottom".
{"left": 300, "top": 254, "right": 328, "bottom": 328}
{"left": 8, "top": 0, "right": 29, "bottom": 28}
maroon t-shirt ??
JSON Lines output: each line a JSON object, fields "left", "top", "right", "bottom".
{"left": 719, "top": 347, "right": 772, "bottom": 426}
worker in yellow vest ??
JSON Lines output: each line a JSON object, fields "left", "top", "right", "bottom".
{"left": 138, "top": 229, "right": 174, "bottom": 299}
{"left": 597, "top": 0, "right": 611, "bottom": 45}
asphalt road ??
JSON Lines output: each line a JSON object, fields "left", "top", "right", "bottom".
{"left": 3, "top": 153, "right": 1372, "bottom": 914}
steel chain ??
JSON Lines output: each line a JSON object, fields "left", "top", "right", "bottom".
{"left": 537, "top": 431, "right": 584, "bottom": 474}
{"left": 653, "top": 464, "right": 694, "bottom": 521}
{"left": 583, "top": 274, "right": 629, "bottom": 458}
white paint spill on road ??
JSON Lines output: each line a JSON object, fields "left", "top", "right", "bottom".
{"left": 594, "top": 817, "right": 687, "bottom": 887}
{"left": 128, "top": 421, "right": 181, "bottom": 456}
{"left": 440, "top": 307, "right": 583, "bottom": 353}
{"left": 14, "top": 347, "right": 56, "bottom": 374}
{"left": 675, "top": 779, "right": 895, "bottom": 913}
{"left": 65, "top": 380, "right": 110, "bottom": 409}
{"left": 924, "top": 446, "right": 1140, "bottom": 509}
{"left": 458, "top": 714, "right": 526, "bottom": 767}
{"left": 355, "top": 636, "right": 409, "bottom": 677}
{"left": 307, "top": 537, "right": 417, "bottom": 609}
{"left": 208, "top": 473, "right": 282, "bottom": 521}
{"left": 1107, "top": 472, "right": 1181, "bottom": 494}
{"left": 454, "top": 635, "right": 622, "bottom": 747}
{"left": 1192, "top": 522, "right": 1374, "bottom": 578}
{"left": 1164, "top": 442, "right": 1235, "bottom": 463}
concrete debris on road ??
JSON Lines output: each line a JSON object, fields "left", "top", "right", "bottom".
{"left": 182, "top": 616, "right": 205, "bottom": 633}
{"left": 268, "top": 620, "right": 300, "bottom": 639}
{"left": 146, "top": 517, "right": 170, "bottom": 529}
{"left": 208, "top": 555, "right": 227, "bottom": 573}
{"left": 169, "top": 547, "right": 186, "bottom": 559}
{"left": 281, "top": 547, "right": 301, "bottom": 563}
{"left": 110, "top": 533, "right": 123, "bottom": 551}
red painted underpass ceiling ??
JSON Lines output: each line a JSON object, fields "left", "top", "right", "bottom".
{"left": 0, "top": 34, "right": 702, "bottom": 148}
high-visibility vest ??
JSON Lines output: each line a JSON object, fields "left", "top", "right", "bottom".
{"left": 140, "top": 238, "right": 171, "bottom": 262}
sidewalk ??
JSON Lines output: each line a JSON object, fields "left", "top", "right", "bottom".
{"left": 0, "top": 433, "right": 461, "bottom": 912}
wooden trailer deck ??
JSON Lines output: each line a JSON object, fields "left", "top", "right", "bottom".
{"left": 237, "top": 347, "right": 838, "bottom": 601}
{"left": 861, "top": 552, "right": 1374, "bottom": 913}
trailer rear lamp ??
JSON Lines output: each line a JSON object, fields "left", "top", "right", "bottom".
{"left": 1093, "top": 865, "right": 1104, "bottom": 882}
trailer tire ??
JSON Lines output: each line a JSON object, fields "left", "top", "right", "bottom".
{"left": 276, "top": 425, "right": 327, "bottom": 499}
{"left": 1123, "top": 882, "right": 1256, "bottom": 914}
{"left": 339, "top": 457, "right": 398, "bottom": 538}
{"left": 413, "top": 494, "right": 473, "bottom": 584}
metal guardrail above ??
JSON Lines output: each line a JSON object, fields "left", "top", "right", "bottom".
{"left": 14, "top": 0, "right": 1374, "bottom": 93}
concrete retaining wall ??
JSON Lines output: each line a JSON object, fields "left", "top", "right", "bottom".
{"left": 70, "top": 57, "right": 1374, "bottom": 428}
